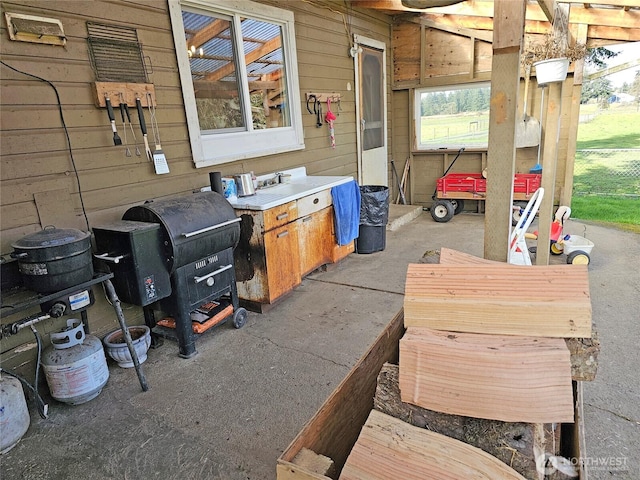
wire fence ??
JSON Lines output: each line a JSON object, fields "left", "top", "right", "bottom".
{"left": 573, "top": 149, "right": 640, "bottom": 197}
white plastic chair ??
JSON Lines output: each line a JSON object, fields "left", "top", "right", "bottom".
{"left": 509, "top": 187, "right": 544, "bottom": 265}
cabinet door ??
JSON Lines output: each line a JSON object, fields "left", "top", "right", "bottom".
{"left": 264, "top": 222, "right": 301, "bottom": 302}
{"left": 298, "top": 207, "right": 335, "bottom": 277}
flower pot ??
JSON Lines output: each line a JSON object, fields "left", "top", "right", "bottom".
{"left": 103, "top": 326, "right": 151, "bottom": 368}
{"left": 533, "top": 58, "right": 569, "bottom": 86}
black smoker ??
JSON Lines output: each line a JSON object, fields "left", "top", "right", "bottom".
{"left": 93, "top": 189, "right": 246, "bottom": 358}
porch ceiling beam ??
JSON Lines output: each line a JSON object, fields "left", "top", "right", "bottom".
{"left": 421, "top": 14, "right": 638, "bottom": 44}
{"left": 536, "top": 0, "right": 556, "bottom": 23}
{"left": 420, "top": 8, "right": 640, "bottom": 31}
{"left": 417, "top": 1, "right": 639, "bottom": 28}
{"left": 404, "top": 15, "right": 493, "bottom": 42}
{"left": 559, "top": 0, "right": 640, "bottom": 6}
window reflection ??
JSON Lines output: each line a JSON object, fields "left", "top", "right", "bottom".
{"left": 183, "top": 10, "right": 289, "bottom": 133}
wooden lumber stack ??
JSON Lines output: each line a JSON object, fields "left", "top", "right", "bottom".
{"left": 339, "top": 409, "right": 526, "bottom": 480}
{"left": 374, "top": 363, "right": 563, "bottom": 480}
{"left": 404, "top": 262, "right": 592, "bottom": 338}
{"left": 339, "top": 250, "right": 590, "bottom": 478}
{"left": 399, "top": 328, "right": 574, "bottom": 423}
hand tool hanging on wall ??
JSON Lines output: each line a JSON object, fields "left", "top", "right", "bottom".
{"left": 325, "top": 98, "right": 337, "bottom": 149}
{"left": 315, "top": 99, "right": 323, "bottom": 128}
{"left": 306, "top": 95, "right": 323, "bottom": 128}
{"left": 136, "top": 96, "right": 153, "bottom": 162}
{"left": 147, "top": 92, "right": 169, "bottom": 175}
{"left": 105, "top": 95, "right": 122, "bottom": 146}
{"left": 121, "top": 95, "right": 141, "bottom": 157}
{"left": 119, "top": 95, "right": 131, "bottom": 157}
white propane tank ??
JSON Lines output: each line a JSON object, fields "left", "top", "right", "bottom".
{"left": 41, "top": 319, "right": 109, "bottom": 405}
{"left": 0, "top": 372, "right": 30, "bottom": 454}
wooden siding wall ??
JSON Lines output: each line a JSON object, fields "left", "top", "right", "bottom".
{"left": 390, "top": 20, "right": 575, "bottom": 209}
{"left": 0, "top": 0, "right": 392, "bottom": 366}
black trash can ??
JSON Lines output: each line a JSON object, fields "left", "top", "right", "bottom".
{"left": 356, "top": 185, "right": 389, "bottom": 254}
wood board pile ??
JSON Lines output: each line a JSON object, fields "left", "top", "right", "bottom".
{"left": 404, "top": 262, "right": 592, "bottom": 338}
{"left": 374, "top": 363, "right": 564, "bottom": 480}
{"left": 340, "top": 409, "right": 526, "bottom": 480}
{"left": 339, "top": 249, "right": 590, "bottom": 479}
{"left": 399, "top": 328, "right": 575, "bottom": 423}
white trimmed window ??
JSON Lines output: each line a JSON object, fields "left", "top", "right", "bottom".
{"left": 169, "top": 0, "right": 304, "bottom": 167}
{"left": 414, "top": 82, "right": 491, "bottom": 150}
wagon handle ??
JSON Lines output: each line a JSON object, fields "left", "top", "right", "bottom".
{"left": 432, "top": 147, "right": 465, "bottom": 200}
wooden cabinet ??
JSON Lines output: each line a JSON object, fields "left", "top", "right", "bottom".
{"left": 298, "top": 207, "right": 334, "bottom": 276}
{"left": 233, "top": 189, "right": 354, "bottom": 311}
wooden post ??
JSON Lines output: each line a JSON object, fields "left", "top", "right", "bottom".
{"left": 536, "top": 81, "right": 563, "bottom": 265}
{"left": 483, "top": 0, "right": 526, "bottom": 262}
{"left": 562, "top": 23, "right": 589, "bottom": 207}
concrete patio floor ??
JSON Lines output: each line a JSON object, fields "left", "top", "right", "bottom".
{"left": 2, "top": 207, "right": 638, "bottom": 479}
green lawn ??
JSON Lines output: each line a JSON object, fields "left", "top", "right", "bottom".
{"left": 572, "top": 104, "right": 640, "bottom": 231}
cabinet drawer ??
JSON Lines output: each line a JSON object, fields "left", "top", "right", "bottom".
{"left": 297, "top": 189, "right": 332, "bottom": 218}
{"left": 263, "top": 201, "right": 298, "bottom": 231}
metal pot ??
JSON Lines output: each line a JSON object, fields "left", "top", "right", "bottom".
{"left": 233, "top": 173, "right": 256, "bottom": 197}
{"left": 11, "top": 226, "right": 94, "bottom": 293}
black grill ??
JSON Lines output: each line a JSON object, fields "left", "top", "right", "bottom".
{"left": 93, "top": 190, "right": 245, "bottom": 358}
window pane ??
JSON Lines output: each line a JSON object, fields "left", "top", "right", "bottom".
{"left": 362, "top": 47, "right": 384, "bottom": 150}
{"left": 240, "top": 18, "right": 290, "bottom": 130}
{"left": 417, "top": 84, "right": 491, "bottom": 149}
{"left": 183, "top": 11, "right": 246, "bottom": 131}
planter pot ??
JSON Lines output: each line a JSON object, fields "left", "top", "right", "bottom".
{"left": 533, "top": 58, "right": 570, "bottom": 86}
{"left": 103, "top": 326, "right": 151, "bottom": 368}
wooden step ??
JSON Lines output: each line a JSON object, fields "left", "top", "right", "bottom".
{"left": 339, "top": 409, "right": 526, "bottom": 480}
{"left": 404, "top": 263, "right": 592, "bottom": 338}
{"left": 399, "top": 328, "right": 575, "bottom": 423}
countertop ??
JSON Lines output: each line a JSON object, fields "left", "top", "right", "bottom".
{"left": 227, "top": 175, "right": 353, "bottom": 211}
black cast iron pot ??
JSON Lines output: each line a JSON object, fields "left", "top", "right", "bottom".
{"left": 11, "top": 226, "right": 94, "bottom": 293}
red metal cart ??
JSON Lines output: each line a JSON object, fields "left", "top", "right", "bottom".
{"left": 431, "top": 172, "right": 542, "bottom": 223}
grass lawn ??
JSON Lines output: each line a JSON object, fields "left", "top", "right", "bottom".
{"left": 573, "top": 104, "right": 640, "bottom": 231}
{"left": 571, "top": 196, "right": 640, "bottom": 233}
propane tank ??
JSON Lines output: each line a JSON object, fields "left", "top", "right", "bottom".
{"left": 41, "top": 319, "right": 109, "bottom": 405}
{"left": 0, "top": 372, "right": 30, "bottom": 454}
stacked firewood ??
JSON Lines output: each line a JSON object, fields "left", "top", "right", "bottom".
{"left": 340, "top": 249, "right": 597, "bottom": 480}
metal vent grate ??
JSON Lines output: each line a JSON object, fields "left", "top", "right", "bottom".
{"left": 87, "top": 22, "right": 148, "bottom": 82}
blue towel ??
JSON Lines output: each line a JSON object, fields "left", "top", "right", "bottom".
{"left": 331, "top": 180, "right": 361, "bottom": 246}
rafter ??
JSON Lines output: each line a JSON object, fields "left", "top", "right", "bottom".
{"left": 204, "top": 36, "right": 282, "bottom": 82}
{"left": 187, "top": 18, "right": 229, "bottom": 50}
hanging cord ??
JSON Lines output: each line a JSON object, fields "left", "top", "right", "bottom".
{"left": 0, "top": 61, "right": 90, "bottom": 231}
{"left": 0, "top": 325, "right": 49, "bottom": 419}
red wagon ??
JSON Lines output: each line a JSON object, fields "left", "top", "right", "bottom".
{"left": 431, "top": 172, "right": 542, "bottom": 223}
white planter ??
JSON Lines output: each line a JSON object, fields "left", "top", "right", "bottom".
{"left": 533, "top": 58, "right": 570, "bottom": 86}
{"left": 103, "top": 326, "right": 151, "bottom": 368}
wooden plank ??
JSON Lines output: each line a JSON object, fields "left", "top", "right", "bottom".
{"left": 92, "top": 82, "right": 156, "bottom": 108}
{"left": 340, "top": 409, "right": 526, "bottom": 479}
{"left": 374, "top": 363, "right": 562, "bottom": 480}
{"left": 33, "top": 188, "right": 85, "bottom": 230}
{"left": 399, "top": 328, "right": 575, "bottom": 423}
{"left": 403, "top": 263, "right": 592, "bottom": 338}
{"left": 438, "top": 247, "right": 498, "bottom": 264}
{"left": 291, "top": 448, "right": 335, "bottom": 479}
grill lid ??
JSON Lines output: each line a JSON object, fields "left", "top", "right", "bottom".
{"left": 122, "top": 191, "right": 240, "bottom": 273}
